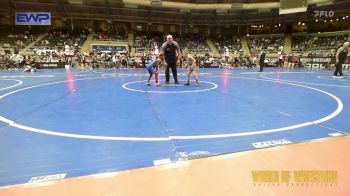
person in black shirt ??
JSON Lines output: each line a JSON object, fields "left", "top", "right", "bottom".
{"left": 287, "top": 53, "right": 293, "bottom": 68}
{"left": 161, "top": 35, "right": 181, "bottom": 84}
{"left": 141, "top": 55, "right": 146, "bottom": 68}
{"left": 334, "top": 41, "right": 349, "bottom": 78}
{"left": 258, "top": 49, "right": 266, "bottom": 72}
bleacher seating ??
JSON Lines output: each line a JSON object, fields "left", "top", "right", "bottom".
{"left": 292, "top": 34, "right": 348, "bottom": 52}
{"left": 247, "top": 36, "right": 283, "bottom": 54}
{"left": 133, "top": 32, "right": 163, "bottom": 54}
{"left": 33, "top": 28, "right": 88, "bottom": 52}
{"left": 0, "top": 29, "right": 36, "bottom": 51}
{"left": 174, "top": 34, "right": 209, "bottom": 54}
{"left": 94, "top": 26, "right": 128, "bottom": 41}
{"left": 212, "top": 35, "right": 242, "bottom": 55}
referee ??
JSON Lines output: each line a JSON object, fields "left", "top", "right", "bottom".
{"left": 258, "top": 48, "right": 266, "bottom": 72}
{"left": 161, "top": 35, "right": 181, "bottom": 84}
{"left": 334, "top": 41, "right": 349, "bottom": 78}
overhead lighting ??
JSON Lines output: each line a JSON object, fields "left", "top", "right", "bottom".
{"left": 247, "top": 34, "right": 250, "bottom": 37}
{"left": 258, "top": 9, "right": 271, "bottom": 12}
{"left": 231, "top": 3, "right": 243, "bottom": 9}
{"left": 180, "top": 9, "right": 191, "bottom": 13}
{"left": 279, "top": 23, "right": 281, "bottom": 27}
{"left": 302, "top": 23, "right": 305, "bottom": 25}
{"left": 216, "top": 10, "right": 227, "bottom": 14}
{"left": 315, "top": 1, "right": 333, "bottom": 6}
{"left": 315, "top": 19, "right": 318, "bottom": 22}
{"left": 330, "top": 19, "right": 333, "bottom": 22}
{"left": 125, "top": 4, "right": 138, "bottom": 8}
{"left": 150, "top": 0, "right": 162, "bottom": 6}
{"left": 68, "top": 0, "right": 84, "bottom": 5}
{"left": 336, "top": 18, "right": 339, "bottom": 21}
{"left": 318, "top": 32, "right": 321, "bottom": 34}
{"left": 324, "top": 20, "right": 327, "bottom": 22}
{"left": 298, "top": 22, "right": 301, "bottom": 25}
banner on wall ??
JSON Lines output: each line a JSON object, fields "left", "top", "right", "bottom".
{"left": 35, "top": 62, "right": 65, "bottom": 69}
{"left": 300, "top": 57, "right": 335, "bottom": 67}
{"left": 300, "top": 56, "right": 350, "bottom": 68}
{"left": 15, "top": 12, "right": 51, "bottom": 25}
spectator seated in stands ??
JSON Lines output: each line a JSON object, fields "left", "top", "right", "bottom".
{"left": 292, "top": 34, "right": 348, "bottom": 56}
{"left": 0, "top": 30, "right": 37, "bottom": 52}
{"left": 34, "top": 28, "right": 88, "bottom": 53}
{"left": 133, "top": 32, "right": 163, "bottom": 53}
{"left": 173, "top": 34, "right": 210, "bottom": 54}
{"left": 94, "top": 26, "right": 128, "bottom": 41}
{"left": 248, "top": 37, "right": 283, "bottom": 54}
{"left": 212, "top": 35, "right": 242, "bottom": 56}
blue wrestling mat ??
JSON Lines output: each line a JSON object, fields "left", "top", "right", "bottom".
{"left": 0, "top": 68, "right": 349, "bottom": 186}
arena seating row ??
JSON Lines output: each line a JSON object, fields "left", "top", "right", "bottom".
{"left": 94, "top": 27, "right": 128, "bottom": 41}
{"left": 0, "top": 27, "right": 348, "bottom": 59}
{"left": 133, "top": 32, "right": 163, "bottom": 54}
{"left": 212, "top": 35, "right": 242, "bottom": 55}
{"left": 33, "top": 29, "right": 88, "bottom": 52}
{"left": 173, "top": 34, "right": 209, "bottom": 54}
{"left": 247, "top": 36, "right": 284, "bottom": 54}
{"left": 133, "top": 32, "right": 209, "bottom": 55}
{"left": 292, "top": 34, "right": 348, "bottom": 52}
{"left": 0, "top": 30, "right": 36, "bottom": 51}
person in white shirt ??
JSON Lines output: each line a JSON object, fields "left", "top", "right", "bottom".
{"left": 112, "top": 54, "right": 117, "bottom": 68}
{"left": 277, "top": 50, "right": 283, "bottom": 67}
